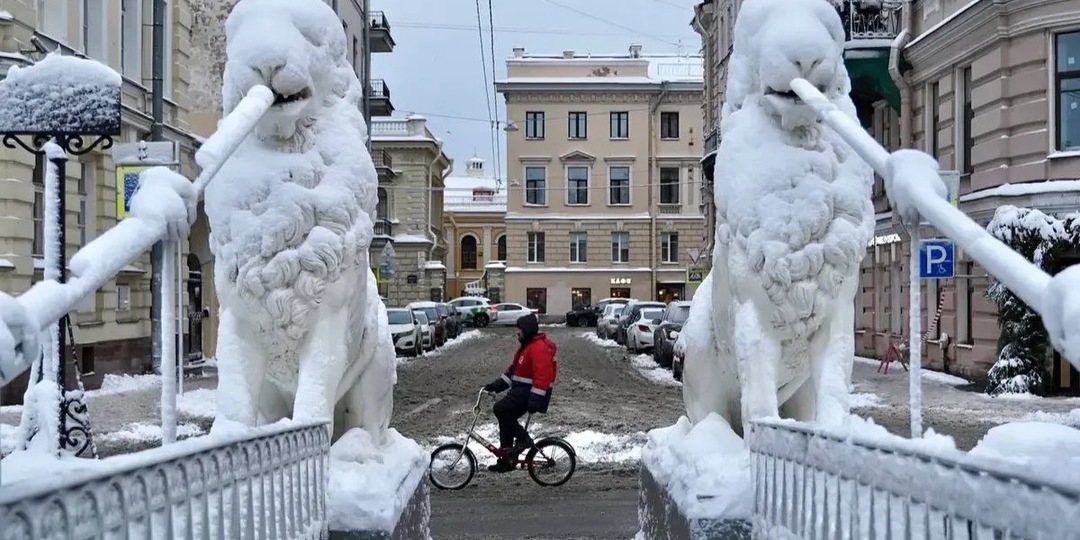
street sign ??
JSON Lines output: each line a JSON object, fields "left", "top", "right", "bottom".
{"left": 687, "top": 248, "right": 703, "bottom": 264}
{"left": 115, "top": 165, "right": 152, "bottom": 219}
{"left": 940, "top": 170, "right": 960, "bottom": 207}
{"left": 918, "top": 239, "right": 954, "bottom": 279}
{"left": 112, "top": 141, "right": 178, "bottom": 165}
{"left": 687, "top": 266, "right": 707, "bottom": 284}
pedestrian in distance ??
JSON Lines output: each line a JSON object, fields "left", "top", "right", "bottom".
{"left": 481, "top": 313, "right": 558, "bottom": 473}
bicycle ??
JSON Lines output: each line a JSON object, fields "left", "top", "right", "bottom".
{"left": 428, "top": 389, "right": 577, "bottom": 490}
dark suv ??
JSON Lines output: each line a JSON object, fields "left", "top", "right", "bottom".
{"left": 565, "top": 298, "right": 629, "bottom": 327}
{"left": 652, "top": 301, "right": 691, "bottom": 368}
{"left": 615, "top": 301, "right": 666, "bottom": 345}
{"left": 436, "top": 303, "right": 460, "bottom": 339}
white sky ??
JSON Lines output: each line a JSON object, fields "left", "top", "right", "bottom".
{"left": 371, "top": 0, "right": 702, "bottom": 180}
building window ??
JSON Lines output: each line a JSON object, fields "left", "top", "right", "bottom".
{"left": 38, "top": 0, "right": 68, "bottom": 41}
{"left": 82, "top": 0, "right": 107, "bottom": 60}
{"left": 572, "top": 288, "right": 592, "bottom": 309}
{"left": 526, "top": 288, "right": 547, "bottom": 314}
{"left": 77, "top": 162, "right": 90, "bottom": 246}
{"left": 608, "top": 166, "right": 630, "bottom": 205}
{"left": 610, "top": 111, "right": 629, "bottom": 139}
{"left": 659, "top": 167, "right": 680, "bottom": 205}
{"left": 525, "top": 111, "right": 545, "bottom": 139}
{"left": 960, "top": 67, "right": 973, "bottom": 175}
{"left": 661, "top": 232, "right": 679, "bottom": 263}
{"left": 460, "top": 235, "right": 478, "bottom": 270}
{"left": 568, "top": 112, "right": 587, "bottom": 139}
{"left": 524, "top": 166, "right": 546, "bottom": 205}
{"left": 376, "top": 187, "right": 388, "bottom": 220}
{"left": 611, "top": 231, "right": 630, "bottom": 263}
{"left": 958, "top": 261, "right": 974, "bottom": 344}
{"left": 660, "top": 111, "right": 679, "bottom": 139}
{"left": 121, "top": 0, "right": 142, "bottom": 79}
{"left": 527, "top": 232, "right": 545, "bottom": 263}
{"left": 569, "top": 232, "right": 588, "bottom": 263}
{"left": 352, "top": 36, "right": 359, "bottom": 74}
{"left": 927, "top": 81, "right": 939, "bottom": 158}
{"left": 117, "top": 284, "right": 131, "bottom": 311}
{"left": 1056, "top": 31, "right": 1080, "bottom": 151}
{"left": 889, "top": 252, "right": 903, "bottom": 335}
{"left": 566, "top": 166, "right": 589, "bottom": 205}
{"left": 610, "top": 287, "right": 631, "bottom": 299}
{"left": 496, "top": 234, "right": 507, "bottom": 261}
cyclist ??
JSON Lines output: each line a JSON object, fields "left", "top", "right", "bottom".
{"left": 482, "top": 312, "right": 557, "bottom": 473}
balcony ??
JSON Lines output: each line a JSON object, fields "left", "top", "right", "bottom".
{"left": 369, "top": 11, "right": 395, "bottom": 53}
{"left": 839, "top": 0, "right": 901, "bottom": 43}
{"left": 368, "top": 79, "right": 394, "bottom": 117}
{"left": 374, "top": 219, "right": 393, "bottom": 237}
{"left": 658, "top": 204, "right": 682, "bottom": 215}
{"left": 704, "top": 128, "right": 719, "bottom": 157}
{"left": 373, "top": 149, "right": 395, "bottom": 182}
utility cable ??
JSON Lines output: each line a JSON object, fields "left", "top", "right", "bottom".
{"left": 474, "top": 0, "right": 499, "bottom": 181}
{"left": 538, "top": 0, "right": 682, "bottom": 46}
{"left": 487, "top": 0, "right": 503, "bottom": 188}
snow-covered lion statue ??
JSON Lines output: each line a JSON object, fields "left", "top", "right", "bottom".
{"left": 204, "top": 0, "right": 395, "bottom": 444}
{"left": 681, "top": 0, "right": 875, "bottom": 435}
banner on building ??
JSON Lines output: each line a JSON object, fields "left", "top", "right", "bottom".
{"left": 115, "top": 165, "right": 152, "bottom": 219}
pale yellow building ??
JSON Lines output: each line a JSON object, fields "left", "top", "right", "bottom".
{"left": 370, "top": 115, "right": 452, "bottom": 307}
{"left": 442, "top": 157, "right": 507, "bottom": 300}
{"left": 495, "top": 45, "right": 708, "bottom": 315}
{"left": 0, "top": 0, "right": 204, "bottom": 403}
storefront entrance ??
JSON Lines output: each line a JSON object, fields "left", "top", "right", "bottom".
{"left": 609, "top": 287, "right": 631, "bottom": 299}
{"left": 656, "top": 283, "right": 685, "bottom": 303}
{"left": 572, "top": 288, "right": 592, "bottom": 309}
{"left": 526, "top": 288, "right": 547, "bottom": 314}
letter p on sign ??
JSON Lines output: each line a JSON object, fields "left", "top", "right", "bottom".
{"left": 919, "top": 239, "right": 955, "bottom": 279}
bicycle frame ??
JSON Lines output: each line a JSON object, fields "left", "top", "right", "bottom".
{"left": 444, "top": 389, "right": 535, "bottom": 469}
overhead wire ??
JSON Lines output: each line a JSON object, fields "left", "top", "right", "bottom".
{"left": 486, "top": 0, "right": 503, "bottom": 187}
{"left": 398, "top": 105, "right": 660, "bottom": 126}
{"left": 538, "top": 0, "right": 683, "bottom": 46}
{"left": 393, "top": 21, "right": 683, "bottom": 39}
{"left": 473, "top": 0, "right": 498, "bottom": 180}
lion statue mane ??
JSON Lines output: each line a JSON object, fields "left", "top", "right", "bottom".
{"left": 204, "top": 0, "right": 395, "bottom": 444}
{"left": 681, "top": 0, "right": 875, "bottom": 435}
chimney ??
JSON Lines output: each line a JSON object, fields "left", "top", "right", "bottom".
{"left": 563, "top": 50, "right": 575, "bottom": 59}
{"left": 513, "top": 47, "right": 525, "bottom": 57}
{"left": 629, "top": 44, "right": 642, "bottom": 58}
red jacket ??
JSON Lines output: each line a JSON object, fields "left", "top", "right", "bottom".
{"left": 501, "top": 333, "right": 558, "bottom": 395}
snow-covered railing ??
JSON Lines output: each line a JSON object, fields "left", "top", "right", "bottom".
{"left": 746, "top": 419, "right": 1080, "bottom": 539}
{"left": 0, "top": 421, "right": 330, "bottom": 539}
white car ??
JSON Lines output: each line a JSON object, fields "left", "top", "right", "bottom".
{"left": 491, "top": 303, "right": 539, "bottom": 326}
{"left": 597, "top": 303, "right": 624, "bottom": 340}
{"left": 448, "top": 296, "right": 495, "bottom": 327}
{"left": 627, "top": 307, "right": 666, "bottom": 353}
{"left": 411, "top": 310, "right": 436, "bottom": 351}
{"left": 387, "top": 308, "right": 422, "bottom": 357}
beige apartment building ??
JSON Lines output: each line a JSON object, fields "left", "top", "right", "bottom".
{"left": 370, "top": 116, "right": 452, "bottom": 307}
{"left": 693, "top": 0, "right": 1080, "bottom": 389}
{"left": 495, "top": 46, "right": 708, "bottom": 315}
{"left": 0, "top": 0, "right": 203, "bottom": 403}
{"left": 442, "top": 157, "right": 508, "bottom": 300}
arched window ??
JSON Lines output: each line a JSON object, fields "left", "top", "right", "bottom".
{"left": 496, "top": 235, "right": 507, "bottom": 261}
{"left": 460, "top": 235, "right": 478, "bottom": 269}
{"left": 376, "top": 188, "right": 389, "bottom": 220}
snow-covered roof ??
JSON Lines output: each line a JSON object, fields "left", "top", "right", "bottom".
{"left": 499, "top": 52, "right": 703, "bottom": 86}
{"left": 443, "top": 175, "right": 506, "bottom": 214}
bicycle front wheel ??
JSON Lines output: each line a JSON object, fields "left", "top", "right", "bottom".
{"left": 526, "top": 438, "right": 576, "bottom": 487}
{"left": 429, "top": 443, "right": 477, "bottom": 490}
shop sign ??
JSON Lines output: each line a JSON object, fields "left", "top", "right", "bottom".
{"left": 610, "top": 277, "right": 631, "bottom": 285}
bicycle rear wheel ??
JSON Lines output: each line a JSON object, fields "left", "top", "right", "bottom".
{"left": 526, "top": 438, "right": 576, "bottom": 487}
{"left": 429, "top": 443, "right": 477, "bottom": 490}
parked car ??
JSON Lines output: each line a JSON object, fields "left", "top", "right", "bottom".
{"left": 448, "top": 296, "right": 495, "bottom": 328}
{"left": 615, "top": 301, "right": 666, "bottom": 345}
{"left": 652, "top": 301, "right": 692, "bottom": 368}
{"left": 490, "top": 303, "right": 538, "bottom": 326}
{"left": 387, "top": 308, "right": 422, "bottom": 357}
{"left": 626, "top": 307, "right": 666, "bottom": 353}
{"left": 435, "top": 303, "right": 459, "bottom": 339}
{"left": 596, "top": 303, "right": 625, "bottom": 340}
{"left": 566, "top": 297, "right": 630, "bottom": 327}
{"left": 439, "top": 302, "right": 463, "bottom": 338}
{"left": 408, "top": 301, "right": 445, "bottom": 346}
{"left": 412, "top": 310, "right": 435, "bottom": 351}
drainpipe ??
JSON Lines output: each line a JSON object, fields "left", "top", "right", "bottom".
{"left": 648, "top": 82, "right": 670, "bottom": 301}
{"left": 888, "top": 0, "right": 914, "bottom": 148}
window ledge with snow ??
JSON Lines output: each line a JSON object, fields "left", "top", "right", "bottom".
{"left": 1047, "top": 150, "right": 1080, "bottom": 160}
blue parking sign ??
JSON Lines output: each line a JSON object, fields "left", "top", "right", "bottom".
{"left": 918, "top": 239, "right": 954, "bottom": 279}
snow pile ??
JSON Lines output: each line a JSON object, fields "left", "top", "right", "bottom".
{"left": 0, "top": 422, "right": 16, "bottom": 455}
{"left": 327, "top": 428, "right": 428, "bottom": 532}
{"left": 582, "top": 333, "right": 621, "bottom": 348}
{"left": 0, "top": 53, "right": 121, "bottom": 134}
{"left": 1009, "top": 408, "right": 1080, "bottom": 428}
{"left": 86, "top": 373, "right": 162, "bottom": 397}
{"left": 855, "top": 356, "right": 971, "bottom": 385}
{"left": 177, "top": 388, "right": 217, "bottom": 419}
{"left": 440, "top": 330, "right": 482, "bottom": 349}
{"left": 969, "top": 422, "right": 1080, "bottom": 488}
{"left": 848, "top": 392, "right": 884, "bottom": 408}
{"left": 100, "top": 422, "right": 205, "bottom": 443}
{"left": 630, "top": 354, "right": 681, "bottom": 387}
{"left": 641, "top": 414, "right": 753, "bottom": 519}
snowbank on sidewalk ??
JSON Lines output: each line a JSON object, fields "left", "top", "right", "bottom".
{"left": 327, "top": 427, "right": 429, "bottom": 532}
{"left": 86, "top": 373, "right": 162, "bottom": 396}
{"left": 99, "top": 422, "right": 205, "bottom": 443}
{"left": 177, "top": 388, "right": 217, "bottom": 419}
{"left": 641, "top": 414, "right": 753, "bottom": 520}
{"left": 582, "top": 332, "right": 620, "bottom": 348}
{"left": 630, "top": 354, "right": 681, "bottom": 387}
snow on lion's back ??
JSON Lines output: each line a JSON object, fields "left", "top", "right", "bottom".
{"left": 203, "top": 0, "right": 377, "bottom": 361}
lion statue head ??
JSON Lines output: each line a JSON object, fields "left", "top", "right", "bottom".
{"left": 221, "top": 0, "right": 364, "bottom": 147}
{"left": 723, "top": 0, "right": 850, "bottom": 132}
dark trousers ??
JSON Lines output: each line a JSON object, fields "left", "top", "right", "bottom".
{"left": 493, "top": 392, "right": 531, "bottom": 450}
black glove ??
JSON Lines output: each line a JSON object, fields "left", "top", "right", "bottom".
{"left": 527, "top": 392, "right": 544, "bottom": 413}
{"left": 484, "top": 377, "right": 509, "bottom": 393}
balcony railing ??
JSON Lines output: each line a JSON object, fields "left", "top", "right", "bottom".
{"left": 658, "top": 203, "right": 682, "bottom": 215}
{"left": 840, "top": 0, "right": 901, "bottom": 41}
{"left": 704, "top": 128, "right": 719, "bottom": 156}
{"left": 372, "top": 148, "right": 393, "bottom": 170}
{"left": 369, "top": 11, "right": 390, "bottom": 32}
{"left": 374, "top": 219, "right": 393, "bottom": 237}
{"left": 369, "top": 79, "right": 391, "bottom": 100}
